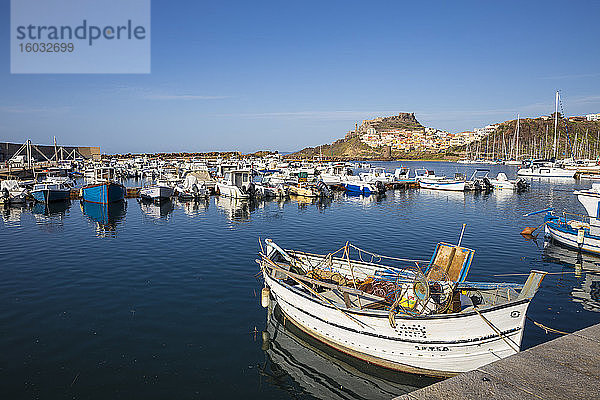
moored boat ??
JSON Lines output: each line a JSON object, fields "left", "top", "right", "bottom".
{"left": 258, "top": 238, "right": 546, "bottom": 377}
{"left": 544, "top": 183, "right": 600, "bottom": 254}
{"left": 81, "top": 167, "right": 126, "bottom": 204}
{"left": 31, "top": 182, "right": 71, "bottom": 203}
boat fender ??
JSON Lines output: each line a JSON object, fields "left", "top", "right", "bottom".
{"left": 261, "top": 287, "right": 271, "bottom": 308}
{"left": 577, "top": 229, "right": 585, "bottom": 245}
{"left": 261, "top": 330, "right": 270, "bottom": 351}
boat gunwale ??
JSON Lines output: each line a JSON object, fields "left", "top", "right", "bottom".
{"left": 263, "top": 268, "right": 530, "bottom": 321}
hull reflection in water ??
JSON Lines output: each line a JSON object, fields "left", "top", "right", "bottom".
{"left": 215, "top": 196, "right": 256, "bottom": 222}
{"left": 543, "top": 242, "right": 600, "bottom": 312}
{"left": 260, "top": 306, "right": 436, "bottom": 400}
{"left": 139, "top": 198, "right": 174, "bottom": 220}
{"left": 81, "top": 200, "right": 127, "bottom": 237}
{"left": 32, "top": 201, "right": 71, "bottom": 232}
{"left": 33, "top": 199, "right": 71, "bottom": 216}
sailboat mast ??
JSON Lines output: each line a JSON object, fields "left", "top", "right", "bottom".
{"left": 515, "top": 114, "right": 521, "bottom": 160}
{"left": 553, "top": 91, "right": 559, "bottom": 159}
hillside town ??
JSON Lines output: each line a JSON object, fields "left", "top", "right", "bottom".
{"left": 349, "top": 112, "right": 600, "bottom": 153}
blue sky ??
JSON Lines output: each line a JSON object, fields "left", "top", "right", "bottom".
{"left": 2, "top": 0, "right": 600, "bottom": 153}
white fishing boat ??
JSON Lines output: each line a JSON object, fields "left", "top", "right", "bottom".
{"left": 216, "top": 169, "right": 254, "bottom": 199}
{"left": 258, "top": 238, "right": 546, "bottom": 377}
{"left": 417, "top": 169, "right": 466, "bottom": 192}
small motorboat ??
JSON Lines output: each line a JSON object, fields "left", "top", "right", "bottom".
{"left": 140, "top": 180, "right": 174, "bottom": 201}
{"left": 1, "top": 180, "right": 31, "bottom": 203}
{"left": 175, "top": 175, "right": 208, "bottom": 200}
{"left": 489, "top": 173, "right": 529, "bottom": 191}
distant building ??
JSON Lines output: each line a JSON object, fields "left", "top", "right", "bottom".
{"left": 586, "top": 113, "right": 600, "bottom": 121}
{"left": 569, "top": 116, "right": 586, "bottom": 122}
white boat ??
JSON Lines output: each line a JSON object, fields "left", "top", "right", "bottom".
{"left": 359, "top": 168, "right": 394, "bottom": 185}
{"left": 489, "top": 173, "right": 528, "bottom": 191}
{"left": 140, "top": 180, "right": 174, "bottom": 201}
{"left": 175, "top": 175, "right": 208, "bottom": 199}
{"left": 216, "top": 169, "right": 253, "bottom": 199}
{"left": 320, "top": 164, "right": 354, "bottom": 186}
{"left": 1, "top": 180, "right": 30, "bottom": 203}
{"left": 259, "top": 239, "right": 546, "bottom": 377}
{"left": 394, "top": 166, "right": 412, "bottom": 182}
{"left": 417, "top": 169, "right": 466, "bottom": 192}
{"left": 517, "top": 161, "right": 575, "bottom": 178}
{"left": 254, "top": 177, "right": 287, "bottom": 198}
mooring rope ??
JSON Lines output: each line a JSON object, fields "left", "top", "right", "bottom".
{"left": 526, "top": 316, "right": 570, "bottom": 335}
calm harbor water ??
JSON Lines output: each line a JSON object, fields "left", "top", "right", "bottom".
{"left": 2, "top": 161, "right": 600, "bottom": 399}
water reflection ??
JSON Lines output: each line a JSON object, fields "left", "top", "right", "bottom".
{"left": 81, "top": 200, "right": 127, "bottom": 237}
{"left": 139, "top": 198, "right": 174, "bottom": 220}
{"left": 260, "top": 307, "right": 434, "bottom": 400}
{"left": 417, "top": 188, "right": 466, "bottom": 203}
{"left": 32, "top": 200, "right": 71, "bottom": 232}
{"left": 1, "top": 203, "right": 33, "bottom": 228}
{"left": 543, "top": 242, "right": 600, "bottom": 312}
{"left": 215, "top": 196, "right": 254, "bottom": 222}
{"left": 177, "top": 198, "right": 209, "bottom": 217}
{"left": 344, "top": 192, "right": 386, "bottom": 207}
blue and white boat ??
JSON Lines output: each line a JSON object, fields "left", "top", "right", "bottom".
{"left": 545, "top": 183, "right": 600, "bottom": 254}
{"left": 31, "top": 182, "right": 71, "bottom": 203}
{"left": 82, "top": 167, "right": 126, "bottom": 204}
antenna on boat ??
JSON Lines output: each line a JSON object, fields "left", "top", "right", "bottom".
{"left": 458, "top": 223, "right": 467, "bottom": 247}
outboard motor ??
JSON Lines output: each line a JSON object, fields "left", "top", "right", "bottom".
{"left": 375, "top": 180, "right": 386, "bottom": 194}
{"left": 317, "top": 181, "right": 332, "bottom": 198}
{"left": 482, "top": 177, "right": 492, "bottom": 192}
{"left": 247, "top": 182, "right": 256, "bottom": 197}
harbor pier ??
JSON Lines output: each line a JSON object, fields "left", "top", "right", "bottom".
{"left": 394, "top": 322, "right": 600, "bottom": 400}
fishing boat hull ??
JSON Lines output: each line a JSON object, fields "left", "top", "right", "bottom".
{"left": 263, "top": 271, "right": 530, "bottom": 377}
{"left": 419, "top": 179, "right": 465, "bottom": 191}
{"left": 545, "top": 214, "right": 600, "bottom": 254}
{"left": 82, "top": 182, "right": 126, "bottom": 204}
{"left": 32, "top": 188, "right": 70, "bottom": 203}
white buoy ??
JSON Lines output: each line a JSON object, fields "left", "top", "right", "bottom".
{"left": 261, "top": 287, "right": 270, "bottom": 308}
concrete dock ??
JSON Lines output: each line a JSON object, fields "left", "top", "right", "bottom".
{"left": 395, "top": 323, "right": 600, "bottom": 400}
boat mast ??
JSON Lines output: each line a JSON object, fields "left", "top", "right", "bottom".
{"left": 553, "top": 91, "right": 559, "bottom": 159}
{"left": 515, "top": 113, "right": 521, "bottom": 160}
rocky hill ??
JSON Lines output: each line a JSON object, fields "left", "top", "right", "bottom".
{"left": 356, "top": 112, "right": 424, "bottom": 134}
{"left": 469, "top": 116, "right": 600, "bottom": 159}
{"left": 288, "top": 112, "right": 458, "bottom": 160}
